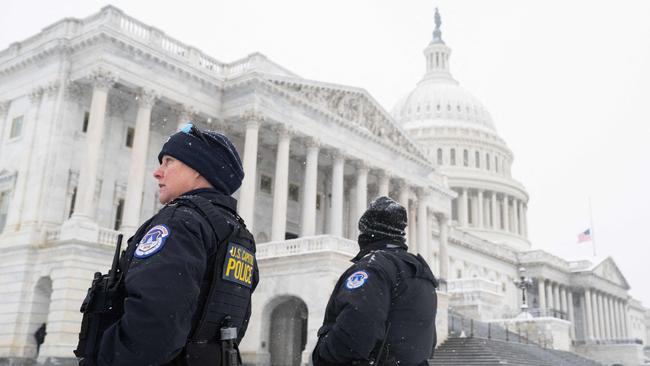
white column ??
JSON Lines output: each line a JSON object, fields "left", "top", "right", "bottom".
{"left": 73, "top": 70, "right": 116, "bottom": 220}
{"left": 300, "top": 139, "right": 319, "bottom": 237}
{"left": 271, "top": 126, "right": 291, "bottom": 241}
{"left": 408, "top": 201, "right": 418, "bottom": 253}
{"left": 605, "top": 295, "right": 616, "bottom": 339}
{"left": 513, "top": 199, "right": 520, "bottom": 235}
{"left": 238, "top": 115, "right": 261, "bottom": 231}
{"left": 560, "top": 286, "right": 568, "bottom": 316}
{"left": 523, "top": 204, "right": 529, "bottom": 237}
{"left": 553, "top": 283, "right": 561, "bottom": 312}
{"left": 612, "top": 297, "right": 620, "bottom": 339}
{"left": 623, "top": 301, "right": 630, "bottom": 338}
{"left": 491, "top": 192, "right": 498, "bottom": 230}
{"left": 377, "top": 171, "right": 390, "bottom": 198}
{"left": 121, "top": 89, "right": 158, "bottom": 234}
{"left": 174, "top": 104, "right": 195, "bottom": 130}
{"left": 398, "top": 182, "right": 410, "bottom": 244}
{"left": 437, "top": 214, "right": 449, "bottom": 282}
{"left": 546, "top": 282, "right": 554, "bottom": 312}
{"left": 329, "top": 151, "right": 345, "bottom": 238}
{"left": 459, "top": 188, "right": 468, "bottom": 227}
{"left": 352, "top": 161, "right": 368, "bottom": 239}
{"left": 617, "top": 300, "right": 625, "bottom": 339}
{"left": 597, "top": 292, "right": 605, "bottom": 339}
{"left": 567, "top": 291, "right": 575, "bottom": 339}
{"left": 416, "top": 189, "right": 429, "bottom": 263}
{"left": 503, "top": 195, "right": 510, "bottom": 232}
{"left": 538, "top": 278, "right": 547, "bottom": 310}
{"left": 585, "top": 289, "right": 594, "bottom": 339}
{"left": 477, "top": 190, "right": 484, "bottom": 228}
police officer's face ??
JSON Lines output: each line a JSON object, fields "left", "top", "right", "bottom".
{"left": 153, "top": 155, "right": 202, "bottom": 204}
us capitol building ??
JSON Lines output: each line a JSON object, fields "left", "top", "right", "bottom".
{"left": 0, "top": 6, "right": 648, "bottom": 366}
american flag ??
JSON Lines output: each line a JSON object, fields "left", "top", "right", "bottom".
{"left": 577, "top": 228, "right": 592, "bottom": 243}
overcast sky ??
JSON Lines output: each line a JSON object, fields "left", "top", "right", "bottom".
{"left": 3, "top": 0, "right": 649, "bottom": 305}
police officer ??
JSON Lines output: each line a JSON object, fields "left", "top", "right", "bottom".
{"left": 94, "top": 124, "right": 258, "bottom": 365}
{"left": 312, "top": 196, "right": 438, "bottom": 366}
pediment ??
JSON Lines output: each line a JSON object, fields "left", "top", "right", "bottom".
{"left": 267, "top": 77, "right": 431, "bottom": 165}
{"left": 592, "top": 257, "right": 630, "bottom": 289}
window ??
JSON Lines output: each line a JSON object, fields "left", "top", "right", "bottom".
{"left": 0, "top": 190, "right": 10, "bottom": 233}
{"left": 125, "top": 127, "right": 135, "bottom": 148}
{"left": 114, "top": 199, "right": 125, "bottom": 230}
{"left": 456, "top": 269, "right": 462, "bottom": 279}
{"left": 289, "top": 183, "right": 300, "bottom": 202}
{"left": 475, "top": 151, "right": 480, "bottom": 168}
{"left": 450, "top": 149, "right": 456, "bottom": 165}
{"left": 495, "top": 156, "right": 499, "bottom": 173}
{"left": 68, "top": 187, "right": 77, "bottom": 218}
{"left": 260, "top": 175, "right": 272, "bottom": 194}
{"left": 463, "top": 149, "right": 469, "bottom": 167}
{"left": 10, "top": 116, "right": 23, "bottom": 139}
{"left": 316, "top": 194, "right": 322, "bottom": 210}
{"left": 486, "top": 153, "right": 491, "bottom": 170}
{"left": 82, "top": 112, "right": 90, "bottom": 133}
{"left": 451, "top": 197, "right": 458, "bottom": 221}
{"left": 437, "top": 148, "right": 443, "bottom": 165}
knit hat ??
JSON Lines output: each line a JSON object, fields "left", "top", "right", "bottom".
{"left": 358, "top": 196, "right": 408, "bottom": 247}
{"left": 158, "top": 123, "right": 244, "bottom": 195}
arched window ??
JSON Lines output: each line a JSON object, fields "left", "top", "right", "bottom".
{"left": 486, "top": 153, "right": 491, "bottom": 170}
{"left": 475, "top": 151, "right": 480, "bottom": 168}
{"left": 450, "top": 148, "right": 456, "bottom": 165}
{"left": 463, "top": 149, "right": 469, "bottom": 167}
{"left": 437, "top": 148, "right": 443, "bottom": 165}
{"left": 495, "top": 156, "right": 499, "bottom": 173}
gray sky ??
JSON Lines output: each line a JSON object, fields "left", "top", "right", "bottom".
{"left": 3, "top": 0, "right": 650, "bottom": 305}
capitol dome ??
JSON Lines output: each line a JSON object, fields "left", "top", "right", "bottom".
{"left": 394, "top": 9, "right": 531, "bottom": 252}
{"left": 392, "top": 80, "right": 496, "bottom": 132}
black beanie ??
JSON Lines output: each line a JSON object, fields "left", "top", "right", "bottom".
{"left": 158, "top": 124, "right": 244, "bottom": 195}
{"left": 358, "top": 196, "right": 408, "bottom": 247}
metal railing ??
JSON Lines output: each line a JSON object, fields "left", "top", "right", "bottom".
{"left": 572, "top": 338, "right": 644, "bottom": 346}
{"left": 449, "top": 311, "right": 533, "bottom": 345}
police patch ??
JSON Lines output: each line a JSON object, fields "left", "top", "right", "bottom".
{"left": 222, "top": 243, "right": 255, "bottom": 288}
{"left": 345, "top": 271, "right": 369, "bottom": 290}
{"left": 134, "top": 225, "right": 170, "bottom": 259}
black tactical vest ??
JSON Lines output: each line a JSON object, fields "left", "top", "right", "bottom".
{"left": 119, "top": 194, "right": 258, "bottom": 366}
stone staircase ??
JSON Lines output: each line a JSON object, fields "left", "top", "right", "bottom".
{"left": 430, "top": 337, "right": 605, "bottom": 366}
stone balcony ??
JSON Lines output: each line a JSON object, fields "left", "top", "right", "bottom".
{"left": 448, "top": 277, "right": 506, "bottom": 321}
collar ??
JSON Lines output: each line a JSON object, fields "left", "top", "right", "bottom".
{"left": 176, "top": 188, "right": 238, "bottom": 212}
{"left": 351, "top": 239, "right": 408, "bottom": 262}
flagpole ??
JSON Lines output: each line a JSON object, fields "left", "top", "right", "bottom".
{"left": 589, "top": 196, "right": 596, "bottom": 257}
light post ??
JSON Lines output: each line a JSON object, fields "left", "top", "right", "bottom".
{"left": 514, "top": 266, "right": 533, "bottom": 315}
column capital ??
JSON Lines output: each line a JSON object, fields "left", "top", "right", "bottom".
{"left": 416, "top": 186, "right": 430, "bottom": 199}
{"left": 88, "top": 68, "right": 117, "bottom": 92}
{"left": 44, "top": 80, "right": 61, "bottom": 97}
{"left": 353, "top": 159, "right": 369, "bottom": 172}
{"left": 328, "top": 147, "right": 346, "bottom": 162}
{"left": 434, "top": 211, "right": 450, "bottom": 223}
{"left": 28, "top": 87, "right": 44, "bottom": 104}
{"left": 136, "top": 88, "right": 160, "bottom": 108}
{"left": 241, "top": 108, "right": 265, "bottom": 125}
{"left": 0, "top": 100, "right": 9, "bottom": 118}
{"left": 395, "top": 178, "right": 410, "bottom": 191}
{"left": 172, "top": 103, "right": 196, "bottom": 120}
{"left": 376, "top": 169, "right": 392, "bottom": 180}
{"left": 301, "top": 136, "right": 321, "bottom": 150}
{"left": 271, "top": 123, "right": 295, "bottom": 138}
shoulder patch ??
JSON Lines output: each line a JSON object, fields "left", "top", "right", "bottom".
{"left": 222, "top": 243, "right": 255, "bottom": 288}
{"left": 345, "top": 270, "right": 369, "bottom": 290}
{"left": 134, "top": 225, "right": 170, "bottom": 259}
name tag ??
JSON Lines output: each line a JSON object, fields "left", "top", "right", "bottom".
{"left": 222, "top": 243, "right": 255, "bottom": 288}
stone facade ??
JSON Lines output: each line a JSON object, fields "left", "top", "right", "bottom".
{"left": 0, "top": 5, "right": 647, "bottom": 366}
